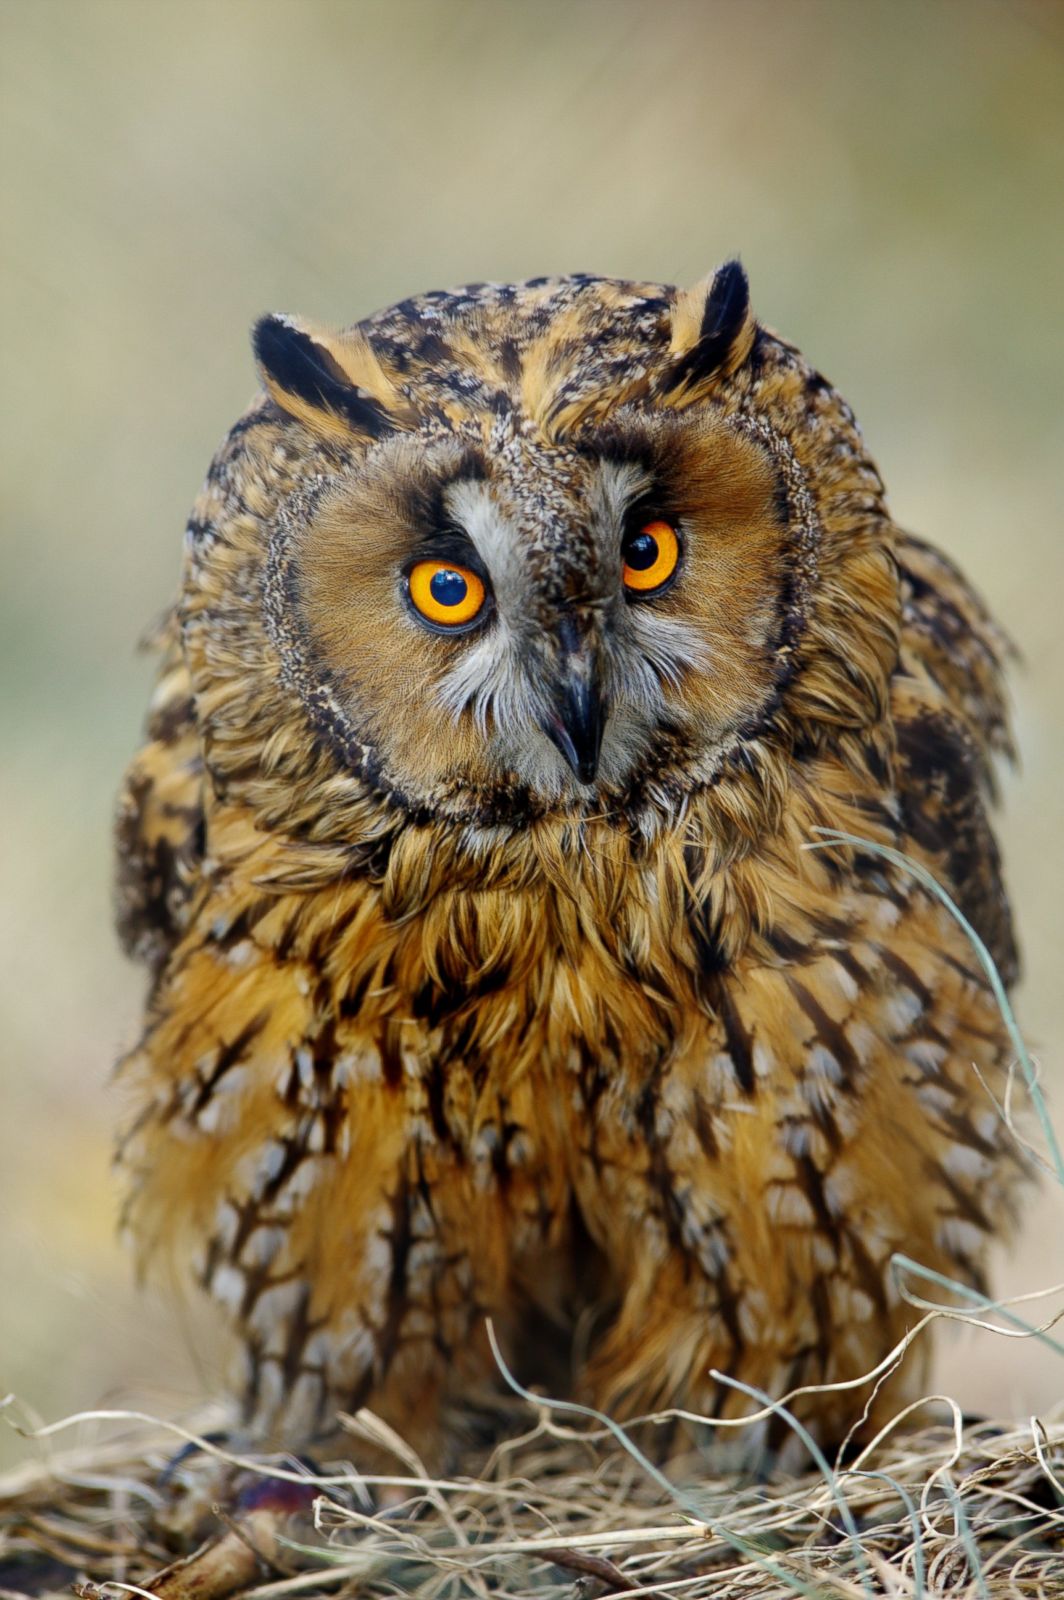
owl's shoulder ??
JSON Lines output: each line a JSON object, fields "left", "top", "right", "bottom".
{"left": 889, "top": 530, "right": 1017, "bottom": 983}
{"left": 894, "top": 529, "right": 1014, "bottom": 771}
{"left": 115, "top": 611, "right": 206, "bottom": 975}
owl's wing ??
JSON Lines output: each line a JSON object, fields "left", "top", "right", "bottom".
{"left": 115, "top": 610, "right": 206, "bottom": 977}
{"left": 892, "top": 530, "right": 1018, "bottom": 985}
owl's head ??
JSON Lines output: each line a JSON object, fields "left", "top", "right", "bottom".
{"left": 184, "top": 264, "right": 898, "bottom": 840}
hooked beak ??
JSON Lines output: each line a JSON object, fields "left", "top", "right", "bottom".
{"left": 540, "top": 621, "right": 607, "bottom": 784}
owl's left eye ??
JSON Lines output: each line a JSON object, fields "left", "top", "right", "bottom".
{"left": 407, "top": 560, "right": 488, "bottom": 630}
{"left": 621, "top": 519, "right": 680, "bottom": 596}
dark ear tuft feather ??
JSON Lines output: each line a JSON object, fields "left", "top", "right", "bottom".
{"left": 663, "top": 260, "right": 755, "bottom": 397}
{"left": 252, "top": 314, "right": 392, "bottom": 439}
{"left": 697, "top": 259, "right": 750, "bottom": 359}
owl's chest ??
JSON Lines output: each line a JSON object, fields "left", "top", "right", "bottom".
{"left": 404, "top": 924, "right": 702, "bottom": 1170}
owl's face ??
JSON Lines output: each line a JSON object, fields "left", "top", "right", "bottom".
{"left": 280, "top": 403, "right": 785, "bottom": 806}
{"left": 192, "top": 266, "right": 896, "bottom": 835}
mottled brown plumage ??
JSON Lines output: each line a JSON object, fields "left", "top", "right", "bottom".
{"left": 114, "top": 264, "right": 1023, "bottom": 1463}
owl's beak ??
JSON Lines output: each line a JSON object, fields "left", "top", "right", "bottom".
{"left": 540, "top": 620, "right": 606, "bottom": 783}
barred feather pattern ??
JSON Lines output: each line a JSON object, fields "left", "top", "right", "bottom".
{"left": 114, "top": 269, "right": 1023, "bottom": 1462}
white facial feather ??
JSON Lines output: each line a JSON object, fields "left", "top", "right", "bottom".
{"left": 433, "top": 470, "right": 710, "bottom": 797}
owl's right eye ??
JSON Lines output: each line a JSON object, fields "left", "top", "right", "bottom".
{"left": 406, "top": 560, "right": 488, "bottom": 631}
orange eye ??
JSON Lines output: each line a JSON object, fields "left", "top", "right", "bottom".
{"left": 407, "top": 560, "right": 487, "bottom": 628}
{"left": 621, "top": 520, "right": 680, "bottom": 594}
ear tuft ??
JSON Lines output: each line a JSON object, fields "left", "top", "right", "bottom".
{"left": 252, "top": 314, "right": 396, "bottom": 441}
{"left": 663, "top": 259, "right": 756, "bottom": 399}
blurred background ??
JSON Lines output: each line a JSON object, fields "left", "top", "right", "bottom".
{"left": 2, "top": 0, "right": 1062, "bottom": 1472}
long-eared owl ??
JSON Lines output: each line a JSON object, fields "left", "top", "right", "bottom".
{"left": 115, "top": 262, "right": 1022, "bottom": 1460}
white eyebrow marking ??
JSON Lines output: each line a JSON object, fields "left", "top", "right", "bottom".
{"left": 443, "top": 479, "right": 524, "bottom": 593}
{"left": 591, "top": 458, "right": 650, "bottom": 531}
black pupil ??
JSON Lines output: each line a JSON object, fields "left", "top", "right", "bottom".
{"left": 624, "top": 530, "right": 659, "bottom": 571}
{"left": 430, "top": 568, "right": 469, "bottom": 608}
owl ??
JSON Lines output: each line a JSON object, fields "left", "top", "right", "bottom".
{"left": 114, "top": 262, "right": 1023, "bottom": 1464}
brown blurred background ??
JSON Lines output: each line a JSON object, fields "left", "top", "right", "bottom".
{"left": 2, "top": 0, "right": 1062, "bottom": 1471}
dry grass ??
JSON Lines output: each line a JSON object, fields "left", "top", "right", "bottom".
{"left": 1, "top": 1385, "right": 1063, "bottom": 1600}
